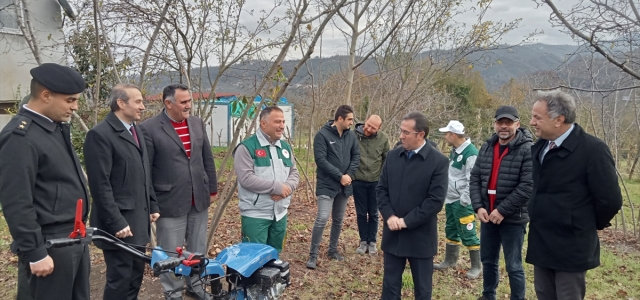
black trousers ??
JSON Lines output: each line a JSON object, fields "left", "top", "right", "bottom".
{"left": 533, "top": 265, "right": 587, "bottom": 300}
{"left": 17, "top": 232, "right": 90, "bottom": 300}
{"left": 381, "top": 252, "right": 434, "bottom": 300}
{"left": 102, "top": 248, "right": 146, "bottom": 300}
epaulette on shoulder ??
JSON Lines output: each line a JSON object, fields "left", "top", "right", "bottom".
{"left": 12, "top": 117, "right": 31, "bottom": 136}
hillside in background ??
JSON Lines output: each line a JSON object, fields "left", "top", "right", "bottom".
{"left": 145, "top": 43, "right": 591, "bottom": 95}
{"left": 465, "top": 43, "right": 582, "bottom": 90}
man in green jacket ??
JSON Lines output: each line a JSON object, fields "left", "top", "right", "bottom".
{"left": 234, "top": 106, "right": 300, "bottom": 253}
{"left": 353, "top": 115, "right": 390, "bottom": 255}
{"left": 434, "top": 120, "right": 482, "bottom": 279}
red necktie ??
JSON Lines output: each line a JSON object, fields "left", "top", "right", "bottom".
{"left": 549, "top": 141, "right": 557, "bottom": 150}
{"left": 130, "top": 126, "right": 139, "bottom": 146}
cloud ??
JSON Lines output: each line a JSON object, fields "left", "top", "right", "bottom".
{"left": 466, "top": 0, "right": 579, "bottom": 45}
{"left": 227, "top": 0, "right": 583, "bottom": 60}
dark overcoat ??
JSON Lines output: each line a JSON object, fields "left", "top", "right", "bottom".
{"left": 526, "top": 123, "right": 622, "bottom": 272}
{"left": 85, "top": 112, "right": 159, "bottom": 249}
{"left": 377, "top": 141, "right": 448, "bottom": 258}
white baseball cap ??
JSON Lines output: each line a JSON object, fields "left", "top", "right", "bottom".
{"left": 438, "top": 120, "right": 465, "bottom": 135}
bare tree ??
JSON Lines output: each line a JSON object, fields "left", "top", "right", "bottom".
{"left": 333, "top": 0, "right": 416, "bottom": 106}
{"left": 360, "top": 0, "right": 523, "bottom": 133}
{"left": 205, "top": 0, "right": 351, "bottom": 250}
{"left": 10, "top": 0, "right": 90, "bottom": 132}
{"left": 536, "top": 0, "right": 639, "bottom": 83}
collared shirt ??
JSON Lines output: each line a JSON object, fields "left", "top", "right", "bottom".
{"left": 260, "top": 128, "right": 278, "bottom": 146}
{"left": 120, "top": 119, "right": 134, "bottom": 135}
{"left": 411, "top": 140, "right": 427, "bottom": 154}
{"left": 23, "top": 105, "right": 53, "bottom": 123}
{"left": 540, "top": 123, "right": 575, "bottom": 162}
{"left": 164, "top": 110, "right": 181, "bottom": 123}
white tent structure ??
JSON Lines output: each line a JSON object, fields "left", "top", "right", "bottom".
{"left": 204, "top": 95, "right": 294, "bottom": 147}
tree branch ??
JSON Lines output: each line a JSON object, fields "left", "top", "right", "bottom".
{"left": 16, "top": 0, "right": 40, "bottom": 64}
{"left": 533, "top": 84, "right": 640, "bottom": 92}
{"left": 629, "top": 0, "right": 640, "bottom": 22}
{"left": 543, "top": 0, "right": 640, "bottom": 80}
{"left": 138, "top": 0, "right": 173, "bottom": 88}
{"left": 352, "top": 0, "right": 416, "bottom": 70}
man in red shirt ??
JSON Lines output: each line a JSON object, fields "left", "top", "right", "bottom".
{"left": 139, "top": 84, "right": 218, "bottom": 300}
{"left": 470, "top": 106, "right": 533, "bottom": 300}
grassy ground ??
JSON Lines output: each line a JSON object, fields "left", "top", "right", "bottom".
{"left": 0, "top": 151, "right": 639, "bottom": 299}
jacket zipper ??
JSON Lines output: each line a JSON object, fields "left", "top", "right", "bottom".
{"left": 253, "top": 194, "right": 260, "bottom": 205}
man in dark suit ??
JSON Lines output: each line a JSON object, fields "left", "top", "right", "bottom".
{"left": 527, "top": 90, "right": 622, "bottom": 300}
{"left": 377, "top": 111, "right": 449, "bottom": 300}
{"left": 139, "top": 84, "right": 218, "bottom": 300}
{"left": 0, "top": 63, "right": 90, "bottom": 300}
{"left": 84, "top": 83, "right": 160, "bottom": 300}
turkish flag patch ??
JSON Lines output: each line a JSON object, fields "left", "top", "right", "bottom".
{"left": 255, "top": 149, "right": 267, "bottom": 157}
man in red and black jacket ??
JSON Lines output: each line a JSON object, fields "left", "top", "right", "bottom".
{"left": 470, "top": 106, "right": 533, "bottom": 300}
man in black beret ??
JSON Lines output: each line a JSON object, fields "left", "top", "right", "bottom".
{"left": 0, "top": 63, "right": 91, "bottom": 300}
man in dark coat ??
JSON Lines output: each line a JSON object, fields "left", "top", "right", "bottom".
{"left": 85, "top": 83, "right": 160, "bottom": 300}
{"left": 527, "top": 90, "right": 622, "bottom": 300}
{"left": 306, "top": 105, "right": 360, "bottom": 269}
{"left": 470, "top": 106, "right": 533, "bottom": 300}
{"left": 377, "top": 111, "right": 448, "bottom": 300}
{"left": 0, "top": 63, "right": 90, "bottom": 300}
{"left": 139, "top": 84, "right": 218, "bottom": 300}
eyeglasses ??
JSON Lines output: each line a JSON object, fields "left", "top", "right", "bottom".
{"left": 399, "top": 130, "right": 420, "bottom": 136}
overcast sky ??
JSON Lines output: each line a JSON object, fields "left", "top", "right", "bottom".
{"left": 476, "top": 0, "right": 578, "bottom": 45}
{"left": 275, "top": 0, "right": 581, "bottom": 59}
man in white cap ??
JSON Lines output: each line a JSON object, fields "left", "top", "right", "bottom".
{"left": 433, "top": 120, "right": 482, "bottom": 279}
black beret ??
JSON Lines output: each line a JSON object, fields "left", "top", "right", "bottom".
{"left": 30, "top": 63, "right": 86, "bottom": 94}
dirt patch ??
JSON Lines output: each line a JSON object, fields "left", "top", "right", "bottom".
{"left": 83, "top": 181, "right": 381, "bottom": 299}
{"left": 3, "top": 179, "right": 639, "bottom": 299}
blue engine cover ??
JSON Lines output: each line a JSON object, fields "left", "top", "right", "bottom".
{"left": 151, "top": 247, "right": 170, "bottom": 265}
{"left": 214, "top": 243, "right": 279, "bottom": 277}
{"left": 151, "top": 247, "right": 225, "bottom": 278}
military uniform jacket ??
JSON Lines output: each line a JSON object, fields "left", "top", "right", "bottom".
{"left": 85, "top": 112, "right": 159, "bottom": 249}
{"left": 0, "top": 108, "right": 89, "bottom": 263}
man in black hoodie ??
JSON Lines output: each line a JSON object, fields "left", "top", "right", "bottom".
{"left": 470, "top": 106, "right": 533, "bottom": 300}
{"left": 306, "top": 105, "right": 360, "bottom": 269}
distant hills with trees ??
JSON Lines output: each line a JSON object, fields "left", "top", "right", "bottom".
{"left": 146, "top": 43, "right": 588, "bottom": 94}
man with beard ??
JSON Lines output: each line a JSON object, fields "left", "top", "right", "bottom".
{"left": 306, "top": 105, "right": 360, "bottom": 269}
{"left": 470, "top": 106, "right": 533, "bottom": 300}
{"left": 434, "top": 120, "right": 481, "bottom": 279}
{"left": 139, "top": 84, "right": 218, "bottom": 300}
{"left": 353, "top": 115, "right": 390, "bottom": 256}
